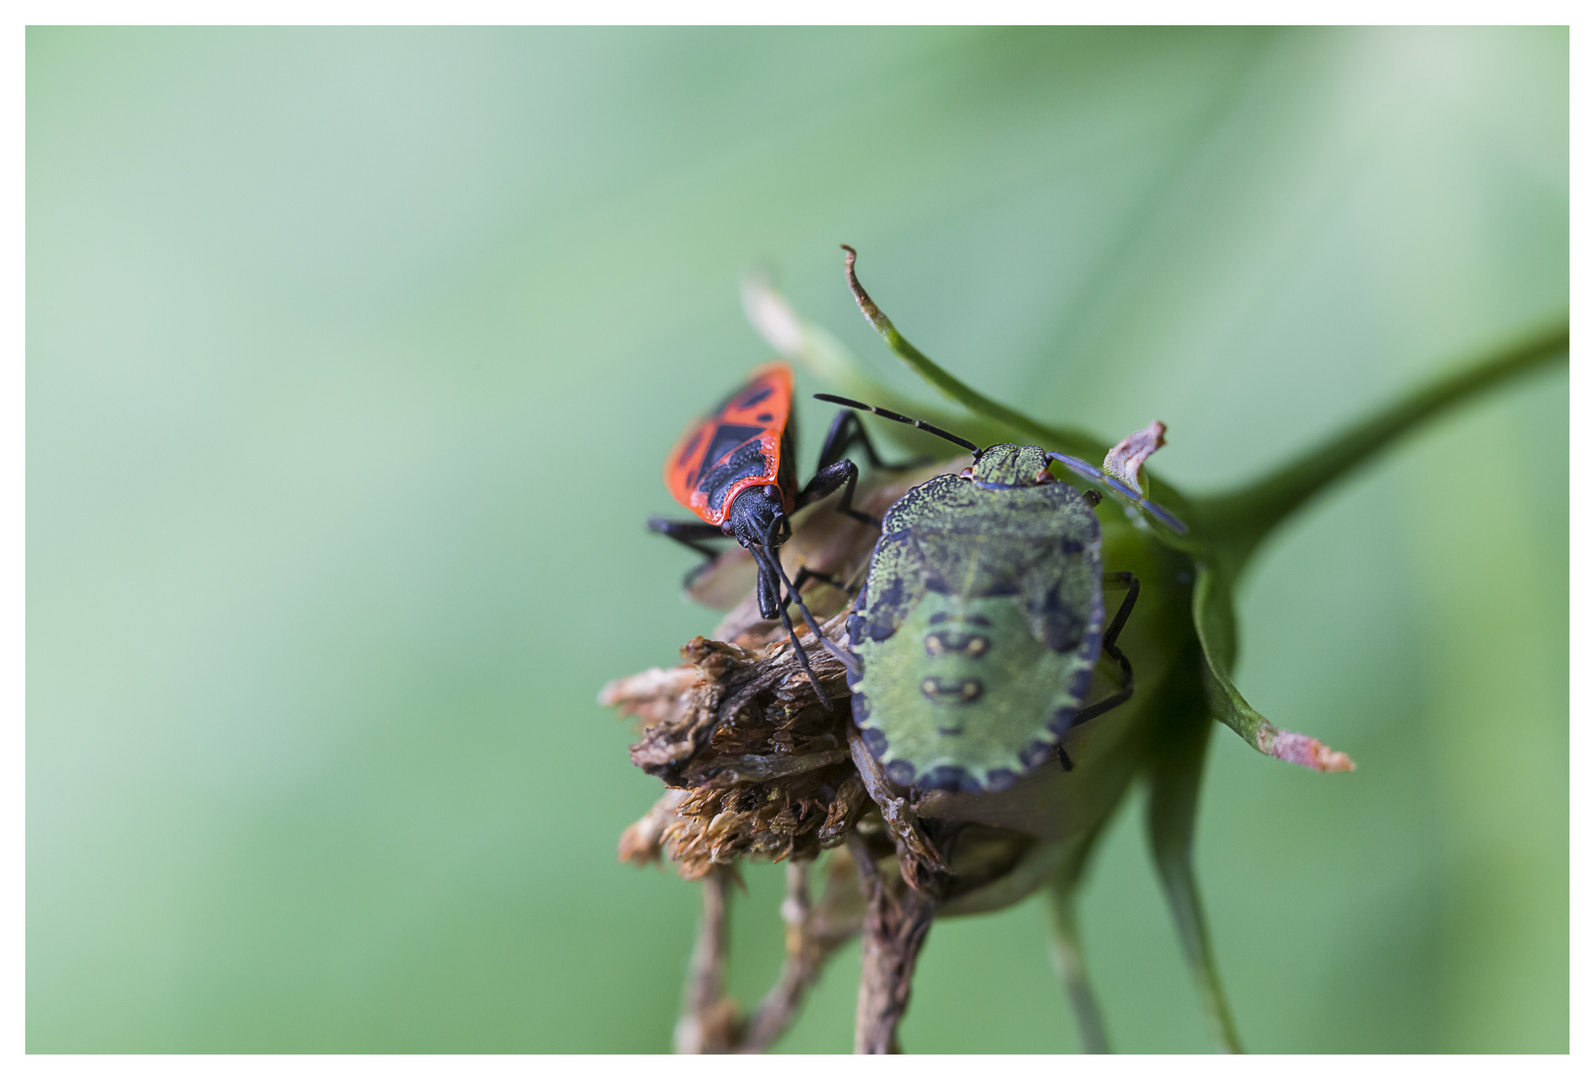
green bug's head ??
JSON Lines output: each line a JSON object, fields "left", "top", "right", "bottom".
{"left": 964, "top": 444, "right": 1057, "bottom": 490}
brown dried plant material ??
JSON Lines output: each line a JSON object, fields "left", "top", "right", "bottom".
{"left": 606, "top": 613, "right": 861, "bottom": 880}
{"left": 1101, "top": 420, "right": 1167, "bottom": 496}
{"left": 674, "top": 869, "right": 742, "bottom": 1054}
{"left": 849, "top": 836, "right": 941, "bottom": 1054}
{"left": 737, "top": 855, "right": 867, "bottom": 1053}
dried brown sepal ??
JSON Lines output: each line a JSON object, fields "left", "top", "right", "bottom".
{"left": 619, "top": 788, "right": 690, "bottom": 867}
{"left": 611, "top": 612, "right": 873, "bottom": 880}
{"left": 597, "top": 664, "right": 703, "bottom": 728}
{"left": 1102, "top": 420, "right": 1168, "bottom": 497}
{"left": 848, "top": 835, "right": 941, "bottom": 1054}
{"left": 846, "top": 723, "right": 952, "bottom": 893}
{"left": 1261, "top": 727, "right": 1357, "bottom": 772}
{"left": 674, "top": 870, "right": 742, "bottom": 1054}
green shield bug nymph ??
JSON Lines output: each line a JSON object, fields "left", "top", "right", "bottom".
{"left": 812, "top": 395, "right": 1187, "bottom": 795}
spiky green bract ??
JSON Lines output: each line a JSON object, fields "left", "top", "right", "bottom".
{"left": 847, "top": 463, "right": 1104, "bottom": 793}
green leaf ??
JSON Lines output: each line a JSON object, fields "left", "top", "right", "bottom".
{"left": 1192, "top": 563, "right": 1354, "bottom": 771}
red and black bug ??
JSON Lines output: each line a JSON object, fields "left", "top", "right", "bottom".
{"left": 649, "top": 361, "right": 904, "bottom": 698}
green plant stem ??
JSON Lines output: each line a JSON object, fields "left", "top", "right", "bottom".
{"left": 1196, "top": 318, "right": 1569, "bottom": 576}
{"left": 1045, "top": 880, "right": 1111, "bottom": 1053}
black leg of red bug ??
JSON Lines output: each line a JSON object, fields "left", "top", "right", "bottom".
{"left": 788, "top": 566, "right": 846, "bottom": 593}
{"left": 794, "top": 409, "right": 915, "bottom": 530}
{"left": 815, "top": 407, "right": 929, "bottom": 473}
{"left": 799, "top": 458, "right": 878, "bottom": 528}
{"left": 762, "top": 514, "right": 863, "bottom": 699}
{"left": 647, "top": 517, "right": 726, "bottom": 560}
{"left": 748, "top": 538, "right": 832, "bottom": 705}
{"left": 647, "top": 516, "right": 735, "bottom": 589}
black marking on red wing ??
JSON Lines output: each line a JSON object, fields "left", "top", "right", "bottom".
{"left": 702, "top": 440, "right": 774, "bottom": 515}
{"left": 675, "top": 427, "right": 705, "bottom": 468}
{"left": 735, "top": 385, "right": 775, "bottom": 410}
{"left": 693, "top": 423, "right": 764, "bottom": 488}
{"left": 757, "top": 412, "right": 774, "bottom": 422}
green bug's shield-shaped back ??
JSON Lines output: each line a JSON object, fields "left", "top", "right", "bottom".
{"left": 847, "top": 461, "right": 1106, "bottom": 793}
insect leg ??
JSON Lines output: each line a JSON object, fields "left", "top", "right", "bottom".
{"left": 814, "top": 408, "right": 925, "bottom": 472}
{"left": 749, "top": 542, "right": 830, "bottom": 703}
{"left": 648, "top": 516, "right": 724, "bottom": 558}
{"left": 1070, "top": 572, "right": 1140, "bottom": 727}
{"left": 788, "top": 566, "right": 846, "bottom": 593}
{"left": 798, "top": 458, "right": 880, "bottom": 529}
{"left": 761, "top": 517, "right": 861, "bottom": 684}
{"left": 648, "top": 517, "right": 731, "bottom": 588}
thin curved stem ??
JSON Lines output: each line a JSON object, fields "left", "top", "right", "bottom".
{"left": 1196, "top": 318, "right": 1568, "bottom": 576}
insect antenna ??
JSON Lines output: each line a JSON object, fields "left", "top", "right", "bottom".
{"left": 1045, "top": 452, "right": 1189, "bottom": 534}
{"left": 813, "top": 394, "right": 979, "bottom": 454}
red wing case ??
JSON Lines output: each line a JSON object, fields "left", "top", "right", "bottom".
{"left": 664, "top": 362, "right": 795, "bottom": 527}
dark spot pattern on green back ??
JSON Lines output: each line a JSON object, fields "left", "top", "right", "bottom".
{"left": 849, "top": 463, "right": 1108, "bottom": 792}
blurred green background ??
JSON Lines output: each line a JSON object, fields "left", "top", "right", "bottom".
{"left": 27, "top": 27, "right": 1567, "bottom": 1053}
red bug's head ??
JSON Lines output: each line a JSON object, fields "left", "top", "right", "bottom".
{"left": 724, "top": 485, "right": 790, "bottom": 619}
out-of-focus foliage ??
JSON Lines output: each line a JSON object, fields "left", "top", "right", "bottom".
{"left": 28, "top": 27, "right": 1566, "bottom": 1052}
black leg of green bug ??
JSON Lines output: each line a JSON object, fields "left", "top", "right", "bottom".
{"left": 1065, "top": 572, "right": 1140, "bottom": 732}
